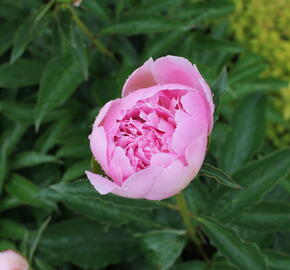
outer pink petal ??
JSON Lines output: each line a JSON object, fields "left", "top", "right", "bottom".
{"left": 89, "top": 126, "right": 108, "bottom": 170}
{"left": 185, "top": 135, "right": 208, "bottom": 171}
{"left": 122, "top": 58, "right": 156, "bottom": 97}
{"left": 94, "top": 100, "right": 114, "bottom": 127}
{"left": 152, "top": 56, "right": 214, "bottom": 132}
{"left": 145, "top": 160, "right": 193, "bottom": 200}
{"left": 0, "top": 250, "right": 29, "bottom": 270}
{"left": 152, "top": 55, "right": 196, "bottom": 87}
{"left": 171, "top": 91, "right": 208, "bottom": 155}
{"left": 85, "top": 171, "right": 118, "bottom": 195}
{"left": 111, "top": 166, "right": 164, "bottom": 199}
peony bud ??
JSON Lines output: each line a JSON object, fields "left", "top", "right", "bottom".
{"left": 0, "top": 250, "right": 29, "bottom": 270}
{"left": 86, "top": 56, "right": 214, "bottom": 200}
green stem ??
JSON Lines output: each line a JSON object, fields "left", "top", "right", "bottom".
{"left": 176, "top": 192, "right": 210, "bottom": 263}
{"left": 67, "top": 5, "right": 115, "bottom": 59}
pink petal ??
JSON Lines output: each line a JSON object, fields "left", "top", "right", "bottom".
{"left": 152, "top": 55, "right": 196, "bottom": 87}
{"left": 111, "top": 166, "right": 164, "bottom": 199}
{"left": 122, "top": 58, "right": 156, "bottom": 97}
{"left": 151, "top": 56, "right": 214, "bottom": 131}
{"left": 150, "top": 152, "right": 176, "bottom": 167}
{"left": 89, "top": 126, "right": 108, "bottom": 170}
{"left": 85, "top": 171, "right": 118, "bottom": 195}
{"left": 94, "top": 100, "right": 113, "bottom": 127}
{"left": 185, "top": 135, "right": 208, "bottom": 171}
{"left": 145, "top": 160, "right": 193, "bottom": 200}
{"left": 109, "top": 146, "right": 134, "bottom": 183}
{"left": 171, "top": 111, "right": 207, "bottom": 155}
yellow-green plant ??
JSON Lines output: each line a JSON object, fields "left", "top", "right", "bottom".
{"left": 230, "top": 0, "right": 290, "bottom": 146}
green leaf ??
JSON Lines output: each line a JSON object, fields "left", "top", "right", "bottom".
{"left": 10, "top": 10, "right": 49, "bottom": 63}
{"left": 0, "top": 101, "right": 33, "bottom": 123}
{"left": 211, "top": 67, "right": 228, "bottom": 121}
{"left": 136, "top": 230, "right": 186, "bottom": 270}
{"left": 51, "top": 180, "right": 162, "bottom": 228}
{"left": 56, "top": 136, "right": 90, "bottom": 159}
{"left": 83, "top": 0, "right": 111, "bottom": 23}
{"left": 177, "top": 0, "right": 234, "bottom": 21}
{"left": 12, "top": 151, "right": 60, "bottom": 169}
{"left": 198, "top": 216, "right": 267, "bottom": 270}
{"left": 0, "top": 240, "right": 16, "bottom": 251}
{"left": 0, "top": 123, "right": 27, "bottom": 196}
{"left": 35, "top": 258, "right": 57, "bottom": 270}
{"left": 6, "top": 174, "right": 56, "bottom": 210}
{"left": 263, "top": 249, "right": 290, "bottom": 270}
{"left": 229, "top": 54, "right": 267, "bottom": 84}
{"left": 172, "top": 261, "right": 207, "bottom": 270}
{"left": 52, "top": 180, "right": 164, "bottom": 210}
{"left": 34, "top": 54, "right": 84, "bottom": 128}
{"left": 29, "top": 216, "right": 51, "bottom": 262}
{"left": 102, "top": 18, "right": 187, "bottom": 35}
{"left": 0, "top": 197, "right": 23, "bottom": 213}
{"left": 62, "top": 159, "right": 90, "bottom": 182}
{"left": 142, "top": 31, "right": 185, "bottom": 60}
{"left": 0, "top": 219, "right": 28, "bottom": 240}
{"left": 228, "top": 78, "right": 287, "bottom": 98}
{"left": 0, "top": 59, "right": 44, "bottom": 88}
{"left": 34, "top": 117, "right": 72, "bottom": 153}
{"left": 210, "top": 149, "right": 290, "bottom": 221}
{"left": 39, "top": 218, "right": 137, "bottom": 269}
{"left": 200, "top": 163, "right": 242, "bottom": 189}
{"left": 235, "top": 201, "right": 290, "bottom": 232}
{"left": 219, "top": 93, "right": 266, "bottom": 175}
{"left": 0, "top": 21, "right": 19, "bottom": 56}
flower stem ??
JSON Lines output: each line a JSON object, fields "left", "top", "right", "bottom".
{"left": 175, "top": 192, "right": 210, "bottom": 263}
{"left": 67, "top": 5, "right": 115, "bottom": 60}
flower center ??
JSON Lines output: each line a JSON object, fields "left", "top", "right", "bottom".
{"left": 113, "top": 90, "right": 187, "bottom": 172}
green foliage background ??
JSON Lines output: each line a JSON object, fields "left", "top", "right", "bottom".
{"left": 0, "top": 0, "right": 290, "bottom": 269}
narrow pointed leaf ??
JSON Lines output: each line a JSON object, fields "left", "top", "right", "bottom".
{"left": 34, "top": 54, "right": 84, "bottom": 128}
{"left": 219, "top": 93, "right": 266, "bottom": 174}
{"left": 200, "top": 163, "right": 242, "bottom": 189}
{"left": 198, "top": 216, "right": 267, "bottom": 270}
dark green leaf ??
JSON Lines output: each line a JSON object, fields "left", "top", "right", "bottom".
{"left": 263, "top": 249, "right": 290, "bottom": 270}
{"left": 219, "top": 93, "right": 266, "bottom": 174}
{"left": 6, "top": 174, "right": 56, "bottom": 210}
{"left": 39, "top": 218, "right": 137, "bottom": 269}
{"left": 0, "top": 219, "right": 28, "bottom": 240}
{"left": 229, "top": 54, "right": 267, "bottom": 84}
{"left": 0, "top": 21, "right": 19, "bottom": 56}
{"left": 0, "top": 123, "right": 27, "bottom": 196}
{"left": 102, "top": 18, "right": 187, "bottom": 35}
{"left": 0, "top": 240, "right": 16, "bottom": 251}
{"left": 136, "top": 230, "right": 186, "bottom": 270}
{"left": 200, "top": 163, "right": 242, "bottom": 189}
{"left": 211, "top": 67, "right": 228, "bottom": 121}
{"left": 0, "top": 59, "right": 44, "bottom": 88}
{"left": 51, "top": 180, "right": 162, "bottom": 228}
{"left": 34, "top": 54, "right": 84, "bottom": 128}
{"left": 198, "top": 216, "right": 267, "bottom": 270}
{"left": 210, "top": 149, "right": 290, "bottom": 221}
{"left": 12, "top": 151, "right": 60, "bottom": 169}
{"left": 62, "top": 159, "right": 90, "bottom": 182}
{"left": 11, "top": 11, "right": 48, "bottom": 63}
{"left": 172, "top": 261, "right": 207, "bottom": 270}
{"left": 236, "top": 201, "right": 290, "bottom": 232}
{"left": 0, "top": 101, "right": 33, "bottom": 123}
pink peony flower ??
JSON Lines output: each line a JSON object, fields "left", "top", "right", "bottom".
{"left": 86, "top": 55, "right": 214, "bottom": 200}
{"left": 0, "top": 250, "right": 29, "bottom": 270}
